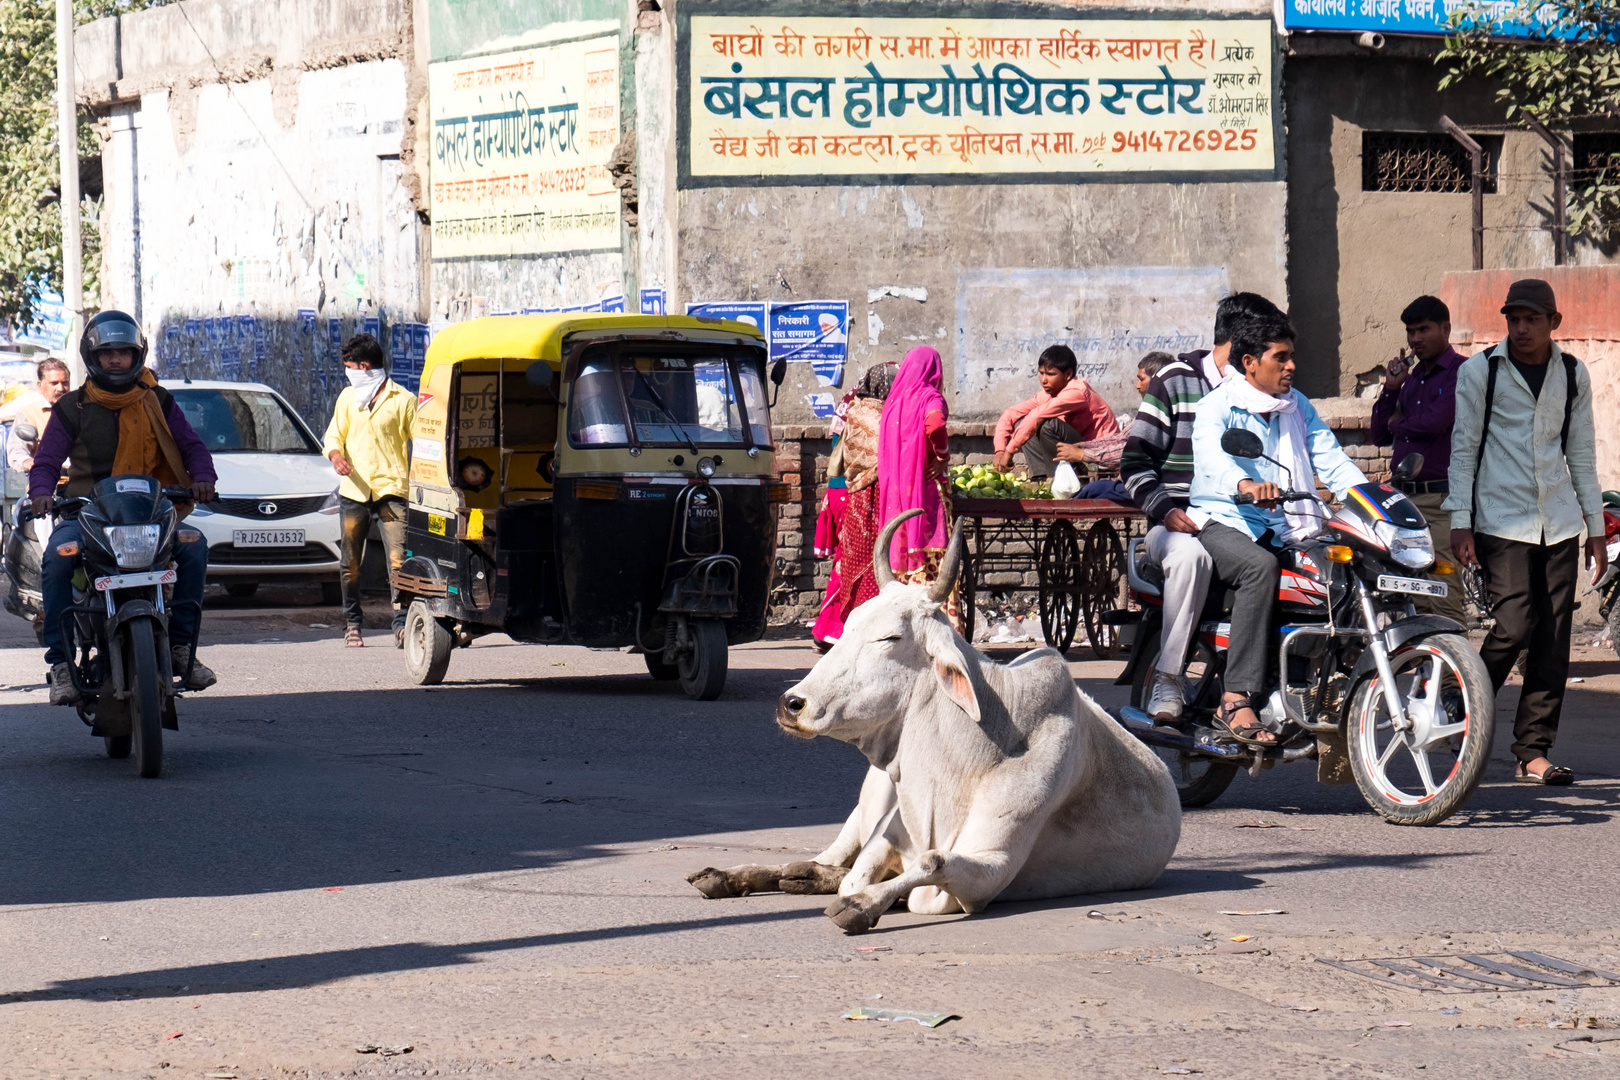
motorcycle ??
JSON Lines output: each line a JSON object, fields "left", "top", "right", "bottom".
{"left": 1113, "top": 429, "right": 1495, "bottom": 827}
{"left": 1593, "top": 492, "right": 1620, "bottom": 657}
{"left": 42, "top": 474, "right": 201, "bottom": 778}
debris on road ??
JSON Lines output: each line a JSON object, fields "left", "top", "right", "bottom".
{"left": 842, "top": 1007, "right": 957, "bottom": 1027}
{"left": 309, "top": 623, "right": 331, "bottom": 628}
{"left": 1219, "top": 909, "right": 1286, "bottom": 916}
{"left": 540, "top": 796, "right": 577, "bottom": 804}
{"left": 647, "top": 844, "right": 678, "bottom": 851}
{"left": 355, "top": 1044, "right": 414, "bottom": 1056}
{"left": 1384, "top": 1020, "right": 1413, "bottom": 1027}
{"left": 1234, "top": 821, "right": 1283, "bottom": 829}
{"left": 1276, "top": 1003, "right": 1317, "bottom": 1012}
{"left": 856, "top": 945, "right": 891, "bottom": 953}
{"left": 1161, "top": 1068, "right": 1201, "bottom": 1075}
{"left": 322, "top": 887, "right": 344, "bottom": 892}
{"left": 1231, "top": 935, "right": 1251, "bottom": 942}
{"left": 164, "top": 1031, "right": 182, "bottom": 1040}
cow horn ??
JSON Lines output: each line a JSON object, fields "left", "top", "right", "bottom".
{"left": 872, "top": 509, "right": 924, "bottom": 590}
{"left": 927, "top": 518, "right": 968, "bottom": 604}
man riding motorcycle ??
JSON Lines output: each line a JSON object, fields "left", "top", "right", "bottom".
{"left": 27, "top": 310, "right": 219, "bottom": 704}
{"left": 1187, "top": 310, "right": 1368, "bottom": 746}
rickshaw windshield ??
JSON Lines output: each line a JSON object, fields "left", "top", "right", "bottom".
{"left": 568, "top": 349, "right": 771, "bottom": 448}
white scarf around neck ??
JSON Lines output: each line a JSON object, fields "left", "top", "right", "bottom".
{"left": 1224, "top": 378, "right": 1324, "bottom": 543}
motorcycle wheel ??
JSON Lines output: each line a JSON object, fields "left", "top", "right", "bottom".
{"left": 127, "top": 620, "right": 164, "bottom": 779}
{"left": 678, "top": 619, "right": 728, "bottom": 701}
{"left": 104, "top": 734, "right": 132, "bottom": 759}
{"left": 403, "top": 600, "right": 453, "bottom": 685}
{"left": 1347, "top": 632, "right": 1493, "bottom": 826}
{"left": 1129, "top": 634, "right": 1237, "bottom": 808}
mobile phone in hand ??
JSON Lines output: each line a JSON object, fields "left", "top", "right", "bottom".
{"left": 1387, "top": 354, "right": 1410, "bottom": 379}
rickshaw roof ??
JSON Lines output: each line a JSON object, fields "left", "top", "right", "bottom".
{"left": 421, "top": 313, "right": 767, "bottom": 382}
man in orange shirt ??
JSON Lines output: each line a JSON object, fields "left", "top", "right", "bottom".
{"left": 992, "top": 344, "right": 1120, "bottom": 479}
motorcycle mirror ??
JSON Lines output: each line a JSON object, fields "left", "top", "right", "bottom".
{"left": 770, "top": 358, "right": 787, "bottom": 387}
{"left": 1220, "top": 428, "right": 1264, "bottom": 459}
{"left": 13, "top": 421, "right": 38, "bottom": 442}
{"left": 1392, "top": 453, "right": 1424, "bottom": 483}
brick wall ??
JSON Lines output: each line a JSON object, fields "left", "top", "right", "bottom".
{"left": 766, "top": 406, "right": 1389, "bottom": 625}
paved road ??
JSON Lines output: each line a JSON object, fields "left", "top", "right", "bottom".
{"left": 3, "top": 593, "right": 1620, "bottom": 1078}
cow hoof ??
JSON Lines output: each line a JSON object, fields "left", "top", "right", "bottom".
{"left": 779, "top": 861, "right": 849, "bottom": 895}
{"left": 824, "top": 894, "right": 882, "bottom": 934}
{"left": 685, "top": 868, "right": 739, "bottom": 899}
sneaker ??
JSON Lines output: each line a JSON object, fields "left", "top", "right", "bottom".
{"left": 48, "top": 662, "right": 81, "bottom": 705}
{"left": 1146, "top": 670, "right": 1185, "bottom": 723}
{"left": 172, "top": 647, "right": 218, "bottom": 691}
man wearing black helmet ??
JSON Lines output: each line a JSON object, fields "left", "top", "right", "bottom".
{"left": 27, "top": 310, "right": 220, "bottom": 705}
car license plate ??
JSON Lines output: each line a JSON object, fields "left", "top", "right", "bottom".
{"left": 233, "top": 528, "right": 305, "bottom": 547}
{"left": 94, "top": 569, "right": 177, "bottom": 591}
{"left": 1378, "top": 574, "right": 1447, "bottom": 598}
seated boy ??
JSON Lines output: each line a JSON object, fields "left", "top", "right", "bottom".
{"left": 992, "top": 345, "right": 1120, "bottom": 480}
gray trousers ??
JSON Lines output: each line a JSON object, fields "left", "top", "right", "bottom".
{"left": 1019, "top": 418, "right": 1084, "bottom": 481}
{"left": 1144, "top": 525, "right": 1214, "bottom": 676}
{"left": 1195, "top": 521, "right": 1279, "bottom": 696}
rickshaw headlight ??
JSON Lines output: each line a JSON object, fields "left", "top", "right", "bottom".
{"left": 697, "top": 456, "right": 717, "bottom": 478}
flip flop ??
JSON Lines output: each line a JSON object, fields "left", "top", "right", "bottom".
{"left": 1515, "top": 763, "right": 1573, "bottom": 785}
{"left": 345, "top": 626, "right": 364, "bottom": 648}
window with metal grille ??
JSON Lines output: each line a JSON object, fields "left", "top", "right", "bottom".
{"left": 1572, "top": 132, "right": 1620, "bottom": 191}
{"left": 1361, "top": 132, "right": 1501, "bottom": 194}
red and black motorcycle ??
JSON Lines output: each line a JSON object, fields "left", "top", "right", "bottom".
{"left": 1113, "top": 430, "right": 1494, "bottom": 827}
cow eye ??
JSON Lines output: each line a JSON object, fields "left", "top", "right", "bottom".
{"left": 871, "top": 633, "right": 901, "bottom": 643}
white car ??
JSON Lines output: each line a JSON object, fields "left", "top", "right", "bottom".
{"left": 163, "top": 379, "right": 342, "bottom": 601}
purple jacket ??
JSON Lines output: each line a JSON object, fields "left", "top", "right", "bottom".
{"left": 28, "top": 394, "right": 217, "bottom": 497}
{"left": 1369, "top": 348, "right": 1464, "bottom": 485}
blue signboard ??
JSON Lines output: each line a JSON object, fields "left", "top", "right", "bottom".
{"left": 640, "top": 288, "right": 667, "bottom": 315}
{"left": 684, "top": 301, "right": 768, "bottom": 334}
{"left": 16, "top": 286, "right": 70, "bottom": 349}
{"left": 767, "top": 300, "right": 848, "bottom": 387}
{"left": 1284, "top": 0, "right": 1587, "bottom": 38}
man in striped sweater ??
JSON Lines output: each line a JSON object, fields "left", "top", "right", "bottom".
{"left": 1120, "top": 292, "right": 1285, "bottom": 722}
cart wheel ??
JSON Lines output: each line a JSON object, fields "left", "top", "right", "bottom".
{"left": 404, "top": 600, "right": 453, "bottom": 685}
{"left": 645, "top": 651, "right": 680, "bottom": 681}
{"left": 1080, "top": 521, "right": 1127, "bottom": 660}
{"left": 678, "top": 619, "right": 729, "bottom": 701}
{"left": 1037, "top": 521, "right": 1082, "bottom": 651}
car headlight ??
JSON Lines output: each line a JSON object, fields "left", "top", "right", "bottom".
{"left": 318, "top": 489, "right": 341, "bottom": 515}
{"left": 103, "top": 524, "right": 161, "bottom": 569}
{"left": 1374, "top": 521, "right": 1434, "bottom": 570}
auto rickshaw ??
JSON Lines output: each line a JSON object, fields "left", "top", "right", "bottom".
{"left": 391, "top": 313, "right": 787, "bottom": 699}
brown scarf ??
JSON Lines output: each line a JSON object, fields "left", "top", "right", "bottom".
{"left": 83, "top": 368, "right": 192, "bottom": 489}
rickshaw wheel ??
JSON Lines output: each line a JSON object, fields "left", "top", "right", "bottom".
{"left": 679, "top": 619, "right": 729, "bottom": 701}
{"left": 404, "top": 600, "right": 454, "bottom": 685}
{"left": 644, "top": 651, "right": 680, "bottom": 681}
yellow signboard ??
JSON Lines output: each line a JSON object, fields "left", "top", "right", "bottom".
{"left": 430, "top": 34, "right": 621, "bottom": 256}
{"left": 683, "top": 15, "right": 1275, "bottom": 182}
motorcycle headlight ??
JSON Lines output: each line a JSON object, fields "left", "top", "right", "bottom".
{"left": 1374, "top": 521, "right": 1434, "bottom": 570}
{"left": 103, "top": 524, "right": 161, "bottom": 569}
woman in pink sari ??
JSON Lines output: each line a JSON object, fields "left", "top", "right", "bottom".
{"left": 877, "top": 347, "right": 953, "bottom": 597}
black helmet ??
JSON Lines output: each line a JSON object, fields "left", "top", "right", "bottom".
{"left": 80, "top": 309, "right": 149, "bottom": 389}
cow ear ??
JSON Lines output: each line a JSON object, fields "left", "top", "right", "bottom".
{"left": 926, "top": 628, "right": 982, "bottom": 723}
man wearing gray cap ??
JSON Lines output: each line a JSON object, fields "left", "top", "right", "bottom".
{"left": 1446, "top": 278, "right": 1607, "bottom": 785}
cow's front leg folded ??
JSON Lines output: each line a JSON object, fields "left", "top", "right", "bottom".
{"left": 824, "top": 848, "right": 1011, "bottom": 933}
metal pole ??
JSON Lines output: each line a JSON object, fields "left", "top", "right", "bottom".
{"left": 1526, "top": 118, "right": 1568, "bottom": 265}
{"left": 56, "top": 0, "right": 84, "bottom": 381}
{"left": 1439, "top": 116, "right": 1484, "bottom": 271}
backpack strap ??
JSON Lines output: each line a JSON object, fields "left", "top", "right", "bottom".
{"left": 1560, "top": 352, "right": 1577, "bottom": 455}
{"left": 1471, "top": 353, "right": 1499, "bottom": 528}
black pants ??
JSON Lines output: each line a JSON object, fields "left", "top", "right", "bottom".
{"left": 1476, "top": 533, "right": 1580, "bottom": 764}
{"left": 1020, "top": 418, "right": 1084, "bottom": 481}
{"left": 1195, "top": 521, "right": 1279, "bottom": 696}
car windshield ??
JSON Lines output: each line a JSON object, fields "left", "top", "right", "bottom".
{"left": 568, "top": 351, "right": 771, "bottom": 448}
{"left": 169, "top": 388, "right": 321, "bottom": 454}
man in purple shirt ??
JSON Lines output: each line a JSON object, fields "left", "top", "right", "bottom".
{"left": 28, "top": 310, "right": 219, "bottom": 703}
{"left": 1369, "top": 295, "right": 1467, "bottom": 623}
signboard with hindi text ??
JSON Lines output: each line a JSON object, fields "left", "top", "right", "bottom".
{"left": 679, "top": 9, "right": 1277, "bottom": 184}
{"left": 1284, "top": 0, "right": 1591, "bottom": 39}
{"left": 429, "top": 33, "right": 621, "bottom": 257}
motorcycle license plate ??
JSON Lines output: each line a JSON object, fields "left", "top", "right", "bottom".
{"left": 94, "top": 569, "right": 177, "bottom": 591}
{"left": 234, "top": 528, "right": 305, "bottom": 547}
{"left": 1378, "top": 574, "right": 1447, "bottom": 598}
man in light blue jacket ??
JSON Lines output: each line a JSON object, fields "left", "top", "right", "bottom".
{"left": 1188, "top": 310, "right": 1368, "bottom": 745}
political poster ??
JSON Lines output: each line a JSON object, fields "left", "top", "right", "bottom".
{"left": 768, "top": 300, "right": 848, "bottom": 386}
{"left": 685, "top": 301, "right": 768, "bottom": 333}
{"left": 640, "top": 288, "right": 667, "bottom": 315}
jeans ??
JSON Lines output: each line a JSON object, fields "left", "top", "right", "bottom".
{"left": 1144, "top": 525, "right": 1214, "bottom": 676}
{"left": 340, "top": 495, "right": 408, "bottom": 631}
{"left": 1020, "top": 418, "right": 1085, "bottom": 481}
{"left": 41, "top": 517, "right": 209, "bottom": 665}
{"left": 1195, "top": 521, "right": 1279, "bottom": 696}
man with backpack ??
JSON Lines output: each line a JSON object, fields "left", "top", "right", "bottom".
{"left": 1445, "top": 279, "right": 1606, "bottom": 786}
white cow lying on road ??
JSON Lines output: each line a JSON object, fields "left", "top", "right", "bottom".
{"left": 687, "top": 511, "right": 1182, "bottom": 933}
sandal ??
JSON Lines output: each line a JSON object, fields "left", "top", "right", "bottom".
{"left": 1515, "top": 762, "right": 1573, "bottom": 786}
{"left": 1217, "top": 696, "right": 1276, "bottom": 747}
{"left": 345, "top": 626, "right": 364, "bottom": 648}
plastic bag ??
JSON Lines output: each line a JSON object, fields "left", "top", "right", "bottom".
{"left": 1051, "top": 461, "right": 1082, "bottom": 499}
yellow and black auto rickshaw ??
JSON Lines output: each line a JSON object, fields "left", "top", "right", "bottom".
{"left": 392, "top": 313, "right": 787, "bottom": 699}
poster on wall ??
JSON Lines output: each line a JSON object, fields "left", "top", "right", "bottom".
{"left": 685, "top": 300, "right": 768, "bottom": 331}
{"left": 1283, "top": 0, "right": 1587, "bottom": 39}
{"left": 681, "top": 12, "right": 1276, "bottom": 184}
{"left": 955, "top": 266, "right": 1228, "bottom": 418}
{"left": 767, "top": 300, "right": 848, "bottom": 386}
{"left": 429, "top": 33, "right": 622, "bottom": 257}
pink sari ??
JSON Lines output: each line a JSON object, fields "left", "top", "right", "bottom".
{"left": 878, "top": 347, "right": 949, "bottom": 575}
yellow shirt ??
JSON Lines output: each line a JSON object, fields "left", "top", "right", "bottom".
{"left": 322, "top": 378, "right": 417, "bottom": 502}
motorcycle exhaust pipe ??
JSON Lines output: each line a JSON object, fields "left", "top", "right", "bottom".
{"left": 1115, "top": 706, "right": 1248, "bottom": 759}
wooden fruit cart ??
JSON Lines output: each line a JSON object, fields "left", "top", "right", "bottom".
{"left": 951, "top": 497, "right": 1146, "bottom": 658}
